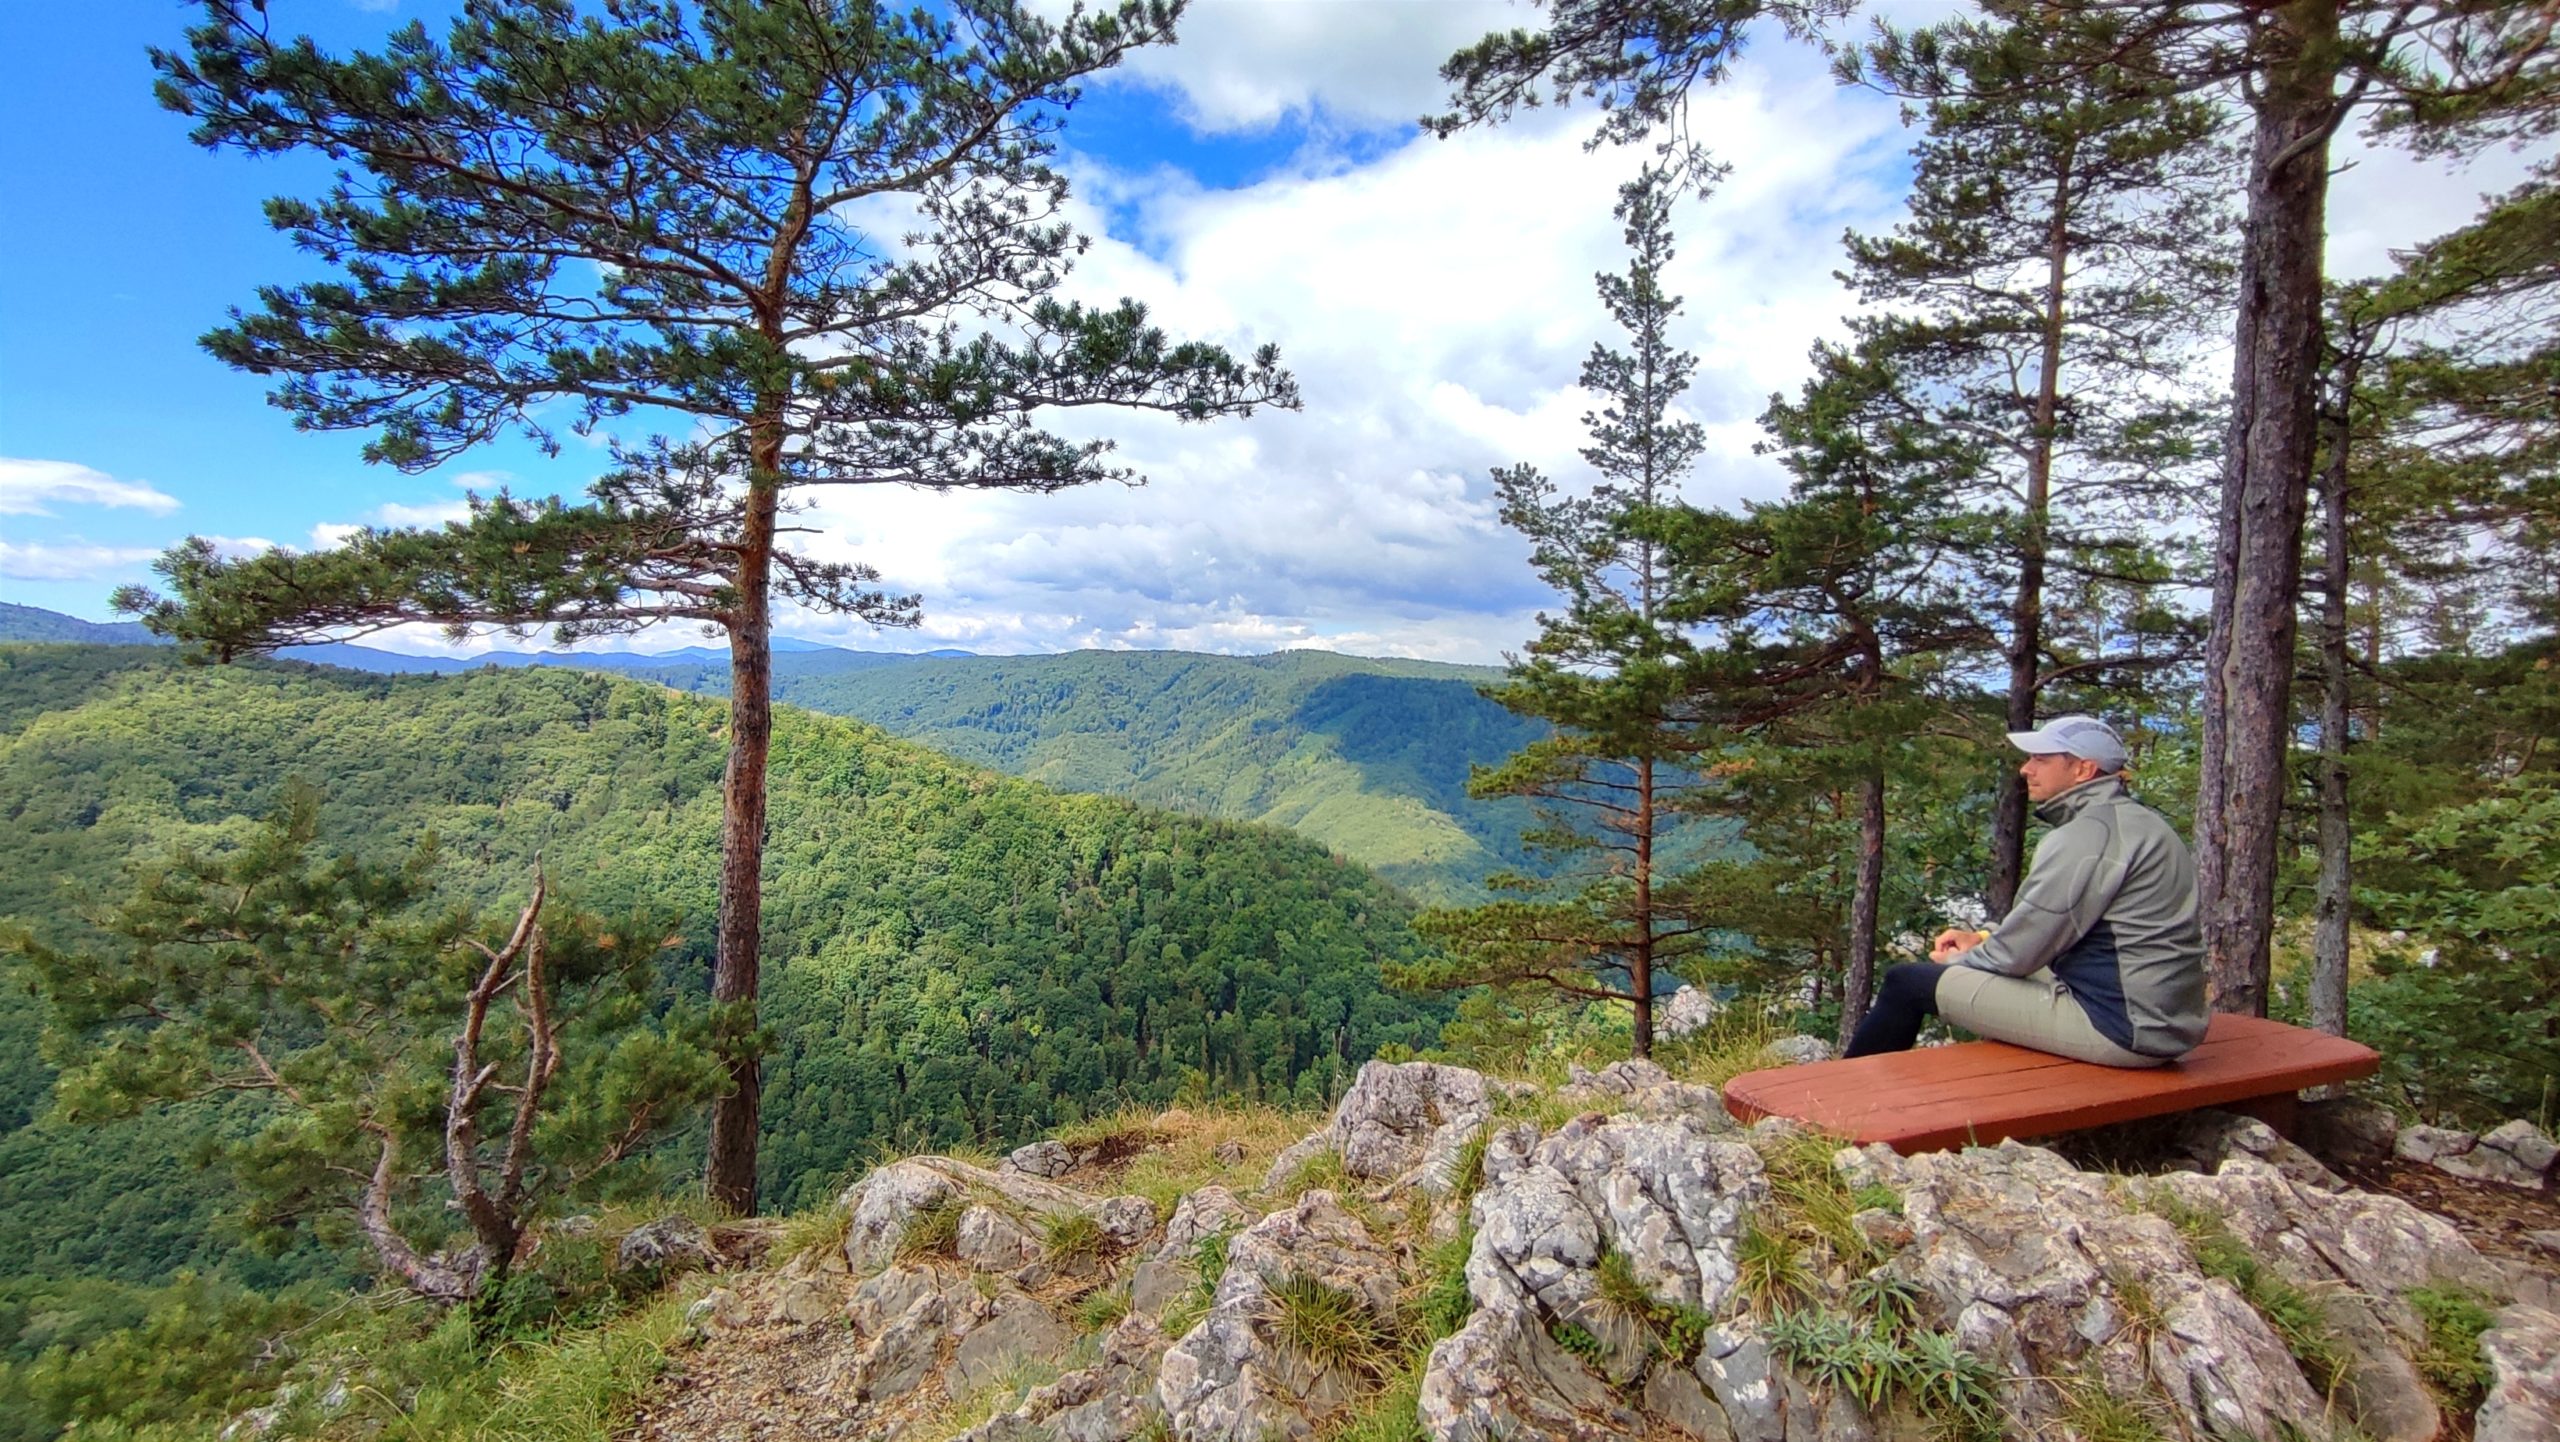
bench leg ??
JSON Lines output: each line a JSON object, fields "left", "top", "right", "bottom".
{"left": 2227, "top": 1092, "right": 2300, "bottom": 1138}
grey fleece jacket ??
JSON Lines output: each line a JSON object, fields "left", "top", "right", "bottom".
{"left": 1960, "top": 774, "right": 2210, "bottom": 1059}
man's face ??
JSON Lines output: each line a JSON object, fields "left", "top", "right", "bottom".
{"left": 2019, "top": 750, "right": 2100, "bottom": 802}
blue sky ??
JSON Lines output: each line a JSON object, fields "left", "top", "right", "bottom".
{"left": 0, "top": 2, "right": 2531, "bottom": 660}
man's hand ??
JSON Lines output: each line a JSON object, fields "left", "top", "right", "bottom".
{"left": 1931, "top": 928, "right": 1989, "bottom": 964}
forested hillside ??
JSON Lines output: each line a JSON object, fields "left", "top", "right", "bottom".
{"left": 0, "top": 645, "right": 1445, "bottom": 1285}
{"left": 619, "top": 648, "right": 1551, "bottom": 902}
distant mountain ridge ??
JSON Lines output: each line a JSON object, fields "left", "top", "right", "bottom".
{"left": 0, "top": 601, "right": 965, "bottom": 674}
{"left": 2, "top": 603, "right": 1545, "bottom": 900}
{"left": 623, "top": 648, "right": 1549, "bottom": 902}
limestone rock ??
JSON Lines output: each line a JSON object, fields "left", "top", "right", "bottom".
{"left": 2478, "top": 1304, "right": 2560, "bottom": 1442}
{"left": 1131, "top": 1257, "right": 1189, "bottom": 1317}
{"left": 1659, "top": 985, "right": 1723, "bottom": 1040}
{"left": 1005, "top": 1140, "right": 1078, "bottom": 1179}
{"left": 1327, "top": 1060, "right": 1501, "bottom": 1191}
{"left": 957, "top": 1315, "right": 1173, "bottom": 1442}
{"left": 837, "top": 1156, "right": 1094, "bottom": 1270}
{"left": 955, "top": 1205, "right": 1043, "bottom": 1273}
{"left": 2298, "top": 1095, "right": 2400, "bottom": 1169}
{"left": 1098, "top": 1194, "right": 1159, "bottom": 1249}
{"left": 615, "top": 1215, "right": 715, "bottom": 1277}
{"left": 1418, "top": 1113, "right": 1770, "bottom": 1442}
{"left": 1212, "top": 1139, "right": 1248, "bottom": 1166}
{"left": 1764, "top": 1035, "right": 1832, "bottom": 1066}
{"left": 2168, "top": 1109, "right": 2348, "bottom": 1192}
{"left": 2396, "top": 1121, "right": 2550, "bottom": 1187}
{"left": 1561, "top": 1058, "right": 1736, "bottom": 1131}
{"left": 1417, "top": 1285, "right": 1636, "bottom": 1442}
{"left": 949, "top": 1293, "right": 1079, "bottom": 1399}
{"left": 2481, "top": 1121, "right": 2559, "bottom": 1189}
{"left": 1157, "top": 1190, "right": 1403, "bottom": 1441}
{"left": 767, "top": 1277, "right": 837, "bottom": 1326}
{"left": 1870, "top": 1141, "right": 2328, "bottom": 1440}
{"left": 1161, "top": 1185, "right": 1254, "bottom": 1260}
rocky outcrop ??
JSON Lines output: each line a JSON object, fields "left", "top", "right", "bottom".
{"left": 2478, "top": 1303, "right": 2560, "bottom": 1442}
{"left": 1660, "top": 985, "right": 1722, "bottom": 1040}
{"left": 615, "top": 1215, "right": 717, "bottom": 1277}
{"left": 1263, "top": 1060, "right": 1513, "bottom": 1200}
{"left": 591, "top": 1068, "right": 2542, "bottom": 1442}
{"left": 1157, "top": 1190, "right": 1406, "bottom": 1441}
{"left": 2398, "top": 1119, "right": 2560, "bottom": 1191}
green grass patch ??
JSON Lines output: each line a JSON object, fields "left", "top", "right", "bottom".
{"left": 1266, "top": 1272, "right": 1401, "bottom": 1381}
{"left": 1321, "top": 1360, "right": 1427, "bottom": 1442}
{"left": 2145, "top": 1193, "right": 2350, "bottom": 1397}
{"left": 1763, "top": 1305, "right": 2004, "bottom": 1442}
{"left": 382, "top": 1285, "right": 699, "bottom": 1442}
{"left": 1074, "top": 1282, "right": 1132, "bottom": 1334}
{"left": 2053, "top": 1374, "right": 2176, "bottom": 1442}
{"left": 776, "top": 1204, "right": 854, "bottom": 1266}
{"left": 1749, "top": 1127, "right": 1879, "bottom": 1268}
{"left": 1734, "top": 1217, "right": 1817, "bottom": 1316}
{"left": 1415, "top": 1226, "right": 1476, "bottom": 1343}
{"left": 895, "top": 1196, "right": 966, "bottom": 1264}
{"left": 1590, "top": 1247, "right": 1712, "bottom": 1365}
{"left": 1159, "top": 1230, "right": 1234, "bottom": 1340}
{"left": 2404, "top": 1283, "right": 2496, "bottom": 1411}
{"left": 1042, "top": 1210, "right": 1109, "bottom": 1265}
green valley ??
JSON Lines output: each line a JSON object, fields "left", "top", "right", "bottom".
{"left": 619, "top": 648, "right": 1551, "bottom": 903}
{"left": 0, "top": 645, "right": 1447, "bottom": 1285}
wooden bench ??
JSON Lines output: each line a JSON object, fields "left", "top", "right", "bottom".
{"left": 1720, "top": 1013, "right": 2382, "bottom": 1154}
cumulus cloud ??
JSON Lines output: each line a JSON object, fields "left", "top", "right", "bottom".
{"left": 781, "top": 32, "right": 1912, "bottom": 662}
{"left": 0, "top": 538, "right": 163, "bottom": 582}
{"left": 0, "top": 458, "right": 181, "bottom": 516}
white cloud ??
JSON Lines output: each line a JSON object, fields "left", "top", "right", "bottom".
{"left": 786, "top": 38, "right": 1910, "bottom": 663}
{"left": 303, "top": 498, "right": 475, "bottom": 552}
{"left": 0, "top": 539, "right": 162, "bottom": 582}
{"left": 202, "top": 535, "right": 282, "bottom": 558}
{"left": 1105, "top": 0, "right": 1522, "bottom": 134}
{"left": 372, "top": 500, "right": 474, "bottom": 527}
{"left": 0, "top": 458, "right": 182, "bottom": 517}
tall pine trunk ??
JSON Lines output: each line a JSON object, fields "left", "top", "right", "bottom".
{"left": 706, "top": 471, "right": 780, "bottom": 1214}
{"left": 1632, "top": 756, "right": 1656, "bottom": 1058}
{"left": 1991, "top": 142, "right": 2076, "bottom": 917}
{"left": 1838, "top": 767, "right": 1887, "bottom": 1053}
{"left": 2198, "top": 0, "right": 2338, "bottom": 1018}
{"left": 2310, "top": 342, "right": 2363, "bottom": 1040}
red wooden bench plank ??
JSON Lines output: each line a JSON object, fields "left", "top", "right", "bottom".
{"left": 1721, "top": 1013, "right": 2381, "bottom": 1154}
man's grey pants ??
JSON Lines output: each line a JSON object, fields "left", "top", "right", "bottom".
{"left": 1935, "top": 965, "right": 2168, "bottom": 1069}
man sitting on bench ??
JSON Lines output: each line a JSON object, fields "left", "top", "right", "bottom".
{"left": 1843, "top": 715, "right": 2211, "bottom": 1068}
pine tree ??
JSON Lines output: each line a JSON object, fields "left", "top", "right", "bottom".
{"left": 1395, "top": 169, "right": 1711, "bottom": 1059}
{"left": 1425, "top": 0, "right": 2554, "bottom": 1017}
{"left": 1659, "top": 340, "right": 1993, "bottom": 1046}
{"left": 113, "top": 0, "right": 1294, "bottom": 1212}
{"left": 1841, "top": 7, "right": 2231, "bottom": 915}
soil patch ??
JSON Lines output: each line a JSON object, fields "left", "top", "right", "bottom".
{"left": 2337, "top": 1159, "right": 2560, "bottom": 1270}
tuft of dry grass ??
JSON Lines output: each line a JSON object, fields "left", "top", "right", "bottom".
{"left": 1103, "top": 1103, "right": 1329, "bottom": 1217}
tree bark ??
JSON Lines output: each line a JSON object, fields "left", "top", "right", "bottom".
{"left": 1837, "top": 766, "right": 1887, "bottom": 1053}
{"left": 1991, "top": 139, "right": 2077, "bottom": 918}
{"left": 2310, "top": 341, "right": 2363, "bottom": 1041}
{"left": 1631, "top": 756, "right": 1656, "bottom": 1058}
{"left": 2197, "top": 0, "right": 2339, "bottom": 1018}
{"left": 704, "top": 470, "right": 780, "bottom": 1215}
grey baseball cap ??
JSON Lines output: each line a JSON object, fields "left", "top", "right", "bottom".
{"left": 2007, "top": 714, "right": 2128, "bottom": 772}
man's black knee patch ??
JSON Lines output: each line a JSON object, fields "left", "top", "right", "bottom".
{"left": 1877, "top": 962, "right": 1943, "bottom": 1012}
